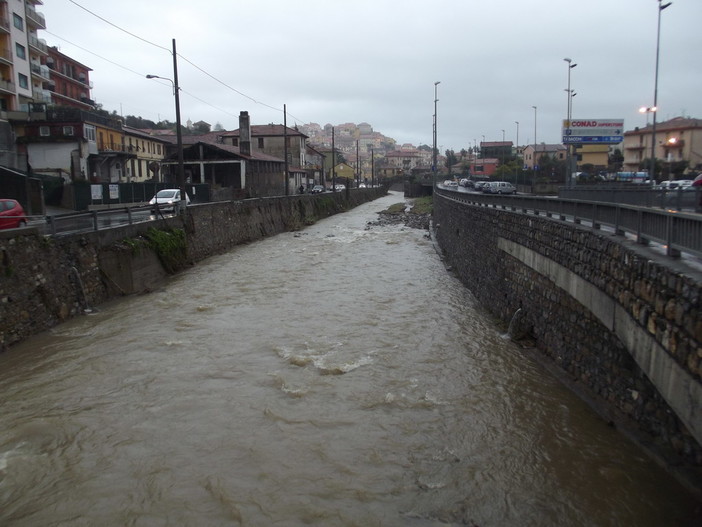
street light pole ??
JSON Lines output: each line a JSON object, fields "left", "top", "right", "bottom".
{"left": 514, "top": 121, "right": 519, "bottom": 187}
{"left": 532, "top": 106, "right": 537, "bottom": 180}
{"left": 650, "top": 0, "right": 672, "bottom": 181}
{"left": 564, "top": 58, "right": 576, "bottom": 187}
{"left": 433, "top": 81, "right": 440, "bottom": 188}
{"left": 146, "top": 38, "right": 185, "bottom": 212}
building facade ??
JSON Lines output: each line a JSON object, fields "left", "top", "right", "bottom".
{"left": 0, "top": 0, "right": 48, "bottom": 113}
{"left": 522, "top": 144, "right": 566, "bottom": 169}
{"left": 44, "top": 45, "right": 93, "bottom": 109}
{"left": 622, "top": 117, "right": 702, "bottom": 175}
{"left": 21, "top": 107, "right": 134, "bottom": 182}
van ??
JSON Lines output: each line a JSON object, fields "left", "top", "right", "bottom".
{"left": 482, "top": 181, "right": 516, "bottom": 195}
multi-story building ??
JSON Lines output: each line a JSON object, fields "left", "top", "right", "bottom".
{"left": 123, "top": 126, "right": 169, "bottom": 182}
{"left": 522, "top": 144, "right": 566, "bottom": 169}
{"left": 44, "top": 45, "right": 93, "bottom": 109}
{"left": 20, "top": 108, "right": 134, "bottom": 182}
{"left": 622, "top": 117, "right": 702, "bottom": 175}
{"left": 0, "top": 0, "right": 48, "bottom": 113}
{"left": 220, "top": 122, "right": 308, "bottom": 169}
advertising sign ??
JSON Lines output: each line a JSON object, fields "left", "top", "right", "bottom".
{"left": 562, "top": 119, "right": 624, "bottom": 144}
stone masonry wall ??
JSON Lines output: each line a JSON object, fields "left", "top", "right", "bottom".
{"left": 434, "top": 193, "right": 702, "bottom": 473}
{"left": 0, "top": 188, "right": 386, "bottom": 352}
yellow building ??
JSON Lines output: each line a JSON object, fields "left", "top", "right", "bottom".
{"left": 574, "top": 144, "right": 609, "bottom": 171}
{"left": 123, "top": 126, "right": 169, "bottom": 182}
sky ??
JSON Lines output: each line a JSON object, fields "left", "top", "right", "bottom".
{"left": 38, "top": 0, "right": 702, "bottom": 152}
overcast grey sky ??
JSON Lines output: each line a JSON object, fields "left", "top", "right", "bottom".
{"left": 40, "top": 0, "right": 702, "bottom": 152}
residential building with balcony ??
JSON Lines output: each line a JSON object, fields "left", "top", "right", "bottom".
{"left": 0, "top": 0, "right": 48, "bottom": 113}
{"left": 123, "top": 126, "right": 169, "bottom": 182}
{"left": 44, "top": 45, "right": 93, "bottom": 109}
{"left": 622, "top": 117, "right": 702, "bottom": 175}
{"left": 19, "top": 107, "right": 135, "bottom": 182}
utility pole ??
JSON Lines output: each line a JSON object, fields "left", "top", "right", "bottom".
{"left": 284, "top": 104, "right": 289, "bottom": 195}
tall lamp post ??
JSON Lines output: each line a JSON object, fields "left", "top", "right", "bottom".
{"left": 433, "top": 81, "right": 440, "bottom": 187}
{"left": 146, "top": 39, "right": 185, "bottom": 211}
{"left": 532, "top": 106, "right": 537, "bottom": 181}
{"left": 564, "top": 58, "right": 577, "bottom": 187}
{"left": 649, "top": 0, "right": 672, "bottom": 181}
{"left": 514, "top": 121, "right": 519, "bottom": 186}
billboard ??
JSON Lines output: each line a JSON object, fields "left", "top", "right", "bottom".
{"left": 562, "top": 119, "right": 624, "bottom": 144}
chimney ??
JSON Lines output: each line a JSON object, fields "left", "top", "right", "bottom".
{"left": 239, "top": 111, "right": 251, "bottom": 156}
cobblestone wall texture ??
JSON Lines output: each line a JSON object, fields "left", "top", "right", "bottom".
{"left": 434, "top": 193, "right": 702, "bottom": 469}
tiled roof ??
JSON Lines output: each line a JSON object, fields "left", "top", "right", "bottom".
{"left": 625, "top": 116, "right": 702, "bottom": 135}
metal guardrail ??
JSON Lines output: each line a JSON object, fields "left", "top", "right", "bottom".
{"left": 436, "top": 187, "right": 702, "bottom": 259}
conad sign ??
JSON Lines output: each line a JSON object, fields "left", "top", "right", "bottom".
{"left": 562, "top": 119, "right": 624, "bottom": 144}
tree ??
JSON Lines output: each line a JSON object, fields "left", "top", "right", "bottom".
{"left": 214, "top": 122, "right": 224, "bottom": 132}
{"left": 444, "top": 149, "right": 458, "bottom": 171}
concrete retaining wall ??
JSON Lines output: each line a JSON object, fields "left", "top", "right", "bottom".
{"left": 434, "top": 193, "right": 702, "bottom": 472}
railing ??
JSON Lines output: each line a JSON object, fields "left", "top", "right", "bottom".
{"left": 436, "top": 187, "right": 702, "bottom": 259}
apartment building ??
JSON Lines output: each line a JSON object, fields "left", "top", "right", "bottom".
{"left": 622, "top": 117, "right": 702, "bottom": 175}
{"left": 0, "top": 0, "right": 48, "bottom": 112}
{"left": 44, "top": 45, "right": 93, "bottom": 109}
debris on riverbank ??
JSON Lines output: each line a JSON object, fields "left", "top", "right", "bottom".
{"left": 368, "top": 197, "right": 432, "bottom": 231}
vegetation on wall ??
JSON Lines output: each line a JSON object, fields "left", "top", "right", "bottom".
{"left": 144, "top": 227, "right": 188, "bottom": 274}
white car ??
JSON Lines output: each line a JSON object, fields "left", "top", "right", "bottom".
{"left": 149, "top": 189, "right": 191, "bottom": 213}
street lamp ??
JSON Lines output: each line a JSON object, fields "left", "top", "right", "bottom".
{"left": 532, "top": 106, "right": 537, "bottom": 179}
{"left": 433, "top": 81, "right": 440, "bottom": 187}
{"left": 146, "top": 39, "right": 185, "bottom": 211}
{"left": 564, "top": 58, "right": 577, "bottom": 187}
{"left": 649, "top": 0, "right": 672, "bottom": 181}
{"left": 639, "top": 105, "right": 657, "bottom": 126}
{"left": 514, "top": 121, "right": 519, "bottom": 186}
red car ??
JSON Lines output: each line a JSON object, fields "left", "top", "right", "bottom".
{"left": 0, "top": 199, "right": 27, "bottom": 230}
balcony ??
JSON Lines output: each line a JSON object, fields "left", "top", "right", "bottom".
{"left": 28, "top": 36, "right": 48, "bottom": 55}
{"left": 25, "top": 6, "right": 46, "bottom": 29}
{"left": 32, "top": 88, "right": 51, "bottom": 103}
{"left": 0, "top": 15, "right": 9, "bottom": 34}
{"left": 0, "top": 77, "right": 15, "bottom": 94}
{"left": 30, "top": 62, "right": 50, "bottom": 80}
{"left": 0, "top": 47, "right": 12, "bottom": 64}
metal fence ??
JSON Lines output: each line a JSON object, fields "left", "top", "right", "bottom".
{"left": 436, "top": 187, "right": 702, "bottom": 259}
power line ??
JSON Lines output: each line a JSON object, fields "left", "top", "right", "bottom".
{"left": 64, "top": 0, "right": 307, "bottom": 124}
{"left": 67, "top": 0, "right": 169, "bottom": 52}
{"left": 45, "top": 30, "right": 240, "bottom": 122}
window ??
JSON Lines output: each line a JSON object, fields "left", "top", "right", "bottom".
{"left": 15, "top": 43, "right": 26, "bottom": 60}
{"left": 63, "top": 126, "right": 74, "bottom": 136}
{"left": 84, "top": 124, "right": 96, "bottom": 142}
{"left": 39, "top": 126, "right": 50, "bottom": 137}
{"left": 232, "top": 138, "right": 238, "bottom": 147}
{"left": 257, "top": 137, "right": 264, "bottom": 148}
{"left": 13, "top": 13, "right": 23, "bottom": 31}
{"left": 18, "top": 73, "right": 28, "bottom": 89}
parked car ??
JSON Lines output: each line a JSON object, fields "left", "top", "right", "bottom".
{"left": 334, "top": 184, "right": 346, "bottom": 192}
{"left": 0, "top": 199, "right": 27, "bottom": 230}
{"left": 473, "top": 181, "right": 487, "bottom": 191}
{"left": 149, "top": 189, "right": 191, "bottom": 213}
{"left": 443, "top": 180, "right": 458, "bottom": 188}
{"left": 311, "top": 185, "right": 325, "bottom": 194}
{"left": 483, "top": 181, "right": 516, "bottom": 194}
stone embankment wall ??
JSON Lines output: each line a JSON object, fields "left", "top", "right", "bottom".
{"left": 0, "top": 188, "right": 386, "bottom": 351}
{"left": 434, "top": 192, "right": 702, "bottom": 478}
